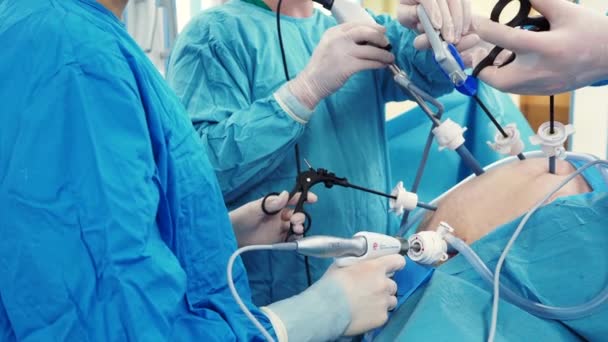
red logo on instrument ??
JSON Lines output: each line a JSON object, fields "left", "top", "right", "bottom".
{"left": 373, "top": 242, "right": 378, "bottom": 250}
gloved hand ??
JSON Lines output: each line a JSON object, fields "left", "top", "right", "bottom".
{"left": 328, "top": 254, "right": 406, "bottom": 336}
{"left": 263, "top": 254, "right": 406, "bottom": 341}
{"left": 397, "top": 0, "right": 473, "bottom": 48}
{"left": 229, "top": 191, "right": 317, "bottom": 247}
{"left": 455, "top": 32, "right": 513, "bottom": 71}
{"left": 471, "top": 0, "right": 608, "bottom": 95}
{"left": 288, "top": 22, "right": 395, "bottom": 109}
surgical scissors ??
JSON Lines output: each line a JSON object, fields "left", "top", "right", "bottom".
{"left": 262, "top": 160, "right": 436, "bottom": 240}
{"left": 472, "top": 0, "right": 550, "bottom": 78}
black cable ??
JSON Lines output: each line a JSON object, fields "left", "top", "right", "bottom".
{"left": 549, "top": 95, "right": 556, "bottom": 174}
{"left": 550, "top": 95, "right": 555, "bottom": 134}
{"left": 295, "top": 144, "right": 302, "bottom": 177}
{"left": 473, "top": 95, "right": 508, "bottom": 137}
{"left": 276, "top": 0, "right": 311, "bottom": 287}
{"left": 277, "top": 0, "right": 290, "bottom": 82}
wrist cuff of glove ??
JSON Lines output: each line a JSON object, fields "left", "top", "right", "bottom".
{"left": 266, "top": 276, "right": 351, "bottom": 341}
{"left": 274, "top": 83, "right": 314, "bottom": 123}
{"left": 260, "top": 307, "right": 289, "bottom": 342}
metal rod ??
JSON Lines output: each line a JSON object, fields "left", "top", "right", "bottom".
{"left": 550, "top": 95, "right": 555, "bottom": 134}
{"left": 473, "top": 94, "right": 508, "bottom": 137}
{"left": 549, "top": 95, "right": 556, "bottom": 174}
{"left": 345, "top": 183, "right": 396, "bottom": 199}
{"left": 345, "top": 182, "right": 436, "bottom": 211}
{"left": 456, "top": 145, "right": 485, "bottom": 176}
{"left": 417, "top": 202, "right": 437, "bottom": 211}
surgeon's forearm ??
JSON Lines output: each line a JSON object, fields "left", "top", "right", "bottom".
{"left": 194, "top": 97, "right": 306, "bottom": 202}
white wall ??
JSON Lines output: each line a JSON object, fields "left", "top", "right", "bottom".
{"left": 570, "top": 0, "right": 608, "bottom": 158}
{"left": 176, "top": 0, "right": 226, "bottom": 32}
{"left": 126, "top": 0, "right": 223, "bottom": 75}
{"left": 125, "top": 0, "right": 172, "bottom": 73}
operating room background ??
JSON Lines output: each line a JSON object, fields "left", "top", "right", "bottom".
{"left": 125, "top": 0, "right": 608, "bottom": 159}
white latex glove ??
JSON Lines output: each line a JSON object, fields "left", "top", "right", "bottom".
{"left": 229, "top": 191, "right": 318, "bottom": 247}
{"left": 397, "top": 0, "right": 472, "bottom": 48}
{"left": 288, "top": 22, "right": 394, "bottom": 109}
{"left": 471, "top": 0, "right": 608, "bottom": 95}
{"left": 329, "top": 254, "right": 405, "bottom": 336}
{"left": 455, "top": 32, "right": 513, "bottom": 70}
{"left": 264, "top": 254, "right": 406, "bottom": 341}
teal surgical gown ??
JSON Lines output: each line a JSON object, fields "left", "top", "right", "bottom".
{"left": 375, "top": 159, "right": 608, "bottom": 341}
{"left": 166, "top": 0, "right": 454, "bottom": 305}
{"left": 0, "top": 0, "right": 273, "bottom": 340}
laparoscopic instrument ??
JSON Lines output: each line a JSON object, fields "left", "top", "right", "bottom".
{"left": 227, "top": 231, "right": 414, "bottom": 342}
{"left": 310, "top": 0, "right": 531, "bottom": 234}
{"left": 231, "top": 158, "right": 608, "bottom": 342}
{"left": 398, "top": 0, "right": 552, "bottom": 230}
{"left": 273, "top": 0, "right": 491, "bottom": 240}
{"left": 268, "top": 0, "right": 531, "bottom": 288}
{"left": 261, "top": 160, "right": 437, "bottom": 240}
{"left": 415, "top": 5, "right": 528, "bottom": 161}
{"left": 316, "top": 0, "right": 487, "bottom": 177}
{"left": 471, "top": 0, "right": 559, "bottom": 172}
{"left": 239, "top": 1, "right": 605, "bottom": 341}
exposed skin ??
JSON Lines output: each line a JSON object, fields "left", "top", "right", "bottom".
{"left": 421, "top": 158, "right": 591, "bottom": 245}
{"left": 263, "top": 0, "right": 314, "bottom": 18}
{"left": 97, "top": 0, "right": 128, "bottom": 17}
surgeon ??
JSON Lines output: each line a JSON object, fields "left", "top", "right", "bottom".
{"left": 0, "top": 0, "right": 408, "bottom": 340}
{"left": 466, "top": 0, "right": 608, "bottom": 95}
{"left": 166, "top": 0, "right": 475, "bottom": 306}
{"left": 376, "top": 156, "right": 608, "bottom": 341}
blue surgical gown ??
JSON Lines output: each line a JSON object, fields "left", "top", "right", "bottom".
{"left": 0, "top": 0, "right": 273, "bottom": 340}
{"left": 375, "top": 160, "right": 608, "bottom": 341}
{"left": 166, "top": 0, "right": 454, "bottom": 305}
